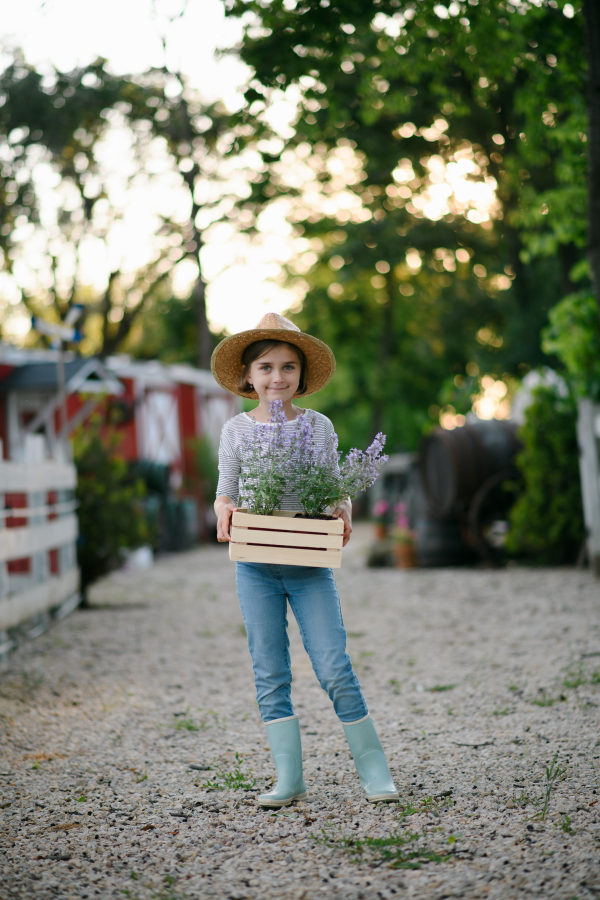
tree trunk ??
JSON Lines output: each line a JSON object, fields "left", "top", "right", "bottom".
{"left": 583, "top": 0, "right": 600, "bottom": 321}
{"left": 194, "top": 272, "right": 213, "bottom": 370}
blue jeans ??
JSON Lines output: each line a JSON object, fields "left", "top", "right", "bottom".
{"left": 235, "top": 562, "right": 368, "bottom": 724}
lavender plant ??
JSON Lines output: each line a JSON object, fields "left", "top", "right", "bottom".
{"left": 240, "top": 401, "right": 388, "bottom": 518}
{"left": 238, "top": 401, "right": 294, "bottom": 515}
{"left": 292, "top": 412, "right": 388, "bottom": 517}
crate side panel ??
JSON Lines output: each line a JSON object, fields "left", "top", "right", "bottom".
{"left": 229, "top": 542, "right": 342, "bottom": 568}
{"left": 232, "top": 511, "right": 343, "bottom": 535}
{"left": 230, "top": 527, "right": 343, "bottom": 550}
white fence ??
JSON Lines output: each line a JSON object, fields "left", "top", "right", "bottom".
{"left": 0, "top": 438, "right": 80, "bottom": 650}
{"left": 577, "top": 399, "right": 600, "bottom": 578}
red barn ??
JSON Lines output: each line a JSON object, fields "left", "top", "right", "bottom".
{"left": 0, "top": 345, "right": 240, "bottom": 538}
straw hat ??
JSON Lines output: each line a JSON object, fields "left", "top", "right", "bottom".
{"left": 210, "top": 312, "right": 336, "bottom": 399}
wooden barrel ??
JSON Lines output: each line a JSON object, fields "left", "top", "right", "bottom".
{"left": 419, "top": 420, "right": 521, "bottom": 518}
{"left": 415, "top": 515, "right": 476, "bottom": 567}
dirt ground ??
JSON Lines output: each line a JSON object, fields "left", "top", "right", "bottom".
{"left": 1, "top": 524, "right": 599, "bottom": 900}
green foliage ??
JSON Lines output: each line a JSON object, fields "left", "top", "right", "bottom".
{"left": 225, "top": 0, "right": 587, "bottom": 446}
{"left": 229, "top": 0, "right": 586, "bottom": 266}
{"left": 74, "top": 424, "right": 151, "bottom": 595}
{"left": 126, "top": 296, "right": 199, "bottom": 365}
{"left": 188, "top": 436, "right": 219, "bottom": 503}
{"left": 542, "top": 292, "right": 600, "bottom": 399}
{"left": 0, "top": 50, "right": 236, "bottom": 363}
{"left": 0, "top": 54, "right": 179, "bottom": 354}
{"left": 505, "top": 385, "right": 584, "bottom": 563}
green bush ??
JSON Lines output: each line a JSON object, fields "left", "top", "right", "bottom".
{"left": 188, "top": 435, "right": 219, "bottom": 502}
{"left": 542, "top": 291, "right": 600, "bottom": 400}
{"left": 74, "top": 425, "right": 151, "bottom": 598}
{"left": 505, "top": 385, "right": 584, "bottom": 564}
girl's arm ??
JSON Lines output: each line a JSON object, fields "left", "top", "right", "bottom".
{"left": 332, "top": 497, "right": 352, "bottom": 547}
{"left": 215, "top": 495, "right": 237, "bottom": 542}
{"left": 215, "top": 420, "right": 241, "bottom": 542}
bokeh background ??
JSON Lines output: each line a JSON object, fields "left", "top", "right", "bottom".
{"left": 0, "top": 0, "right": 595, "bottom": 584}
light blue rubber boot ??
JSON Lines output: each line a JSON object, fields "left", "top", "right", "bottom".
{"left": 343, "top": 715, "right": 399, "bottom": 802}
{"left": 258, "top": 715, "right": 308, "bottom": 808}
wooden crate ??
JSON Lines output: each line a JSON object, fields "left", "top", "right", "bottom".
{"left": 229, "top": 510, "right": 343, "bottom": 568}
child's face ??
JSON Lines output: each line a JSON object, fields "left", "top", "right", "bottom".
{"left": 247, "top": 344, "right": 302, "bottom": 404}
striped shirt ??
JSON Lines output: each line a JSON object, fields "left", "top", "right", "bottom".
{"left": 216, "top": 409, "right": 337, "bottom": 510}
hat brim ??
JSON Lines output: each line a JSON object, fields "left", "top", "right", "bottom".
{"left": 211, "top": 328, "right": 336, "bottom": 399}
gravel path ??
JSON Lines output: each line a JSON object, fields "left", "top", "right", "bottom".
{"left": 1, "top": 526, "right": 599, "bottom": 900}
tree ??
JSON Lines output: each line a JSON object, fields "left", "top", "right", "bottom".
{"left": 225, "top": 0, "right": 587, "bottom": 448}
{"left": 0, "top": 52, "right": 253, "bottom": 364}
{"left": 0, "top": 55, "right": 184, "bottom": 355}
{"left": 583, "top": 0, "right": 600, "bottom": 321}
{"left": 136, "top": 65, "right": 253, "bottom": 368}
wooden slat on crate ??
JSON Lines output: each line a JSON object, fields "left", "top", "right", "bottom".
{"left": 229, "top": 542, "right": 342, "bottom": 568}
{"left": 230, "top": 525, "right": 343, "bottom": 550}
{"left": 231, "top": 511, "right": 343, "bottom": 534}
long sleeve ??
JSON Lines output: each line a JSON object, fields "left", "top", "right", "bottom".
{"left": 216, "top": 421, "right": 241, "bottom": 505}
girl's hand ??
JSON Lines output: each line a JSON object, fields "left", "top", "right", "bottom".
{"left": 332, "top": 504, "right": 353, "bottom": 547}
{"left": 215, "top": 498, "right": 237, "bottom": 542}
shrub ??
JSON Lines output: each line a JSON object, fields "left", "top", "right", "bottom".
{"left": 542, "top": 291, "right": 600, "bottom": 400}
{"left": 74, "top": 424, "right": 151, "bottom": 598}
{"left": 188, "top": 435, "right": 219, "bottom": 502}
{"left": 505, "top": 385, "right": 584, "bottom": 564}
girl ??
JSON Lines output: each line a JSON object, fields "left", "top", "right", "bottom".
{"left": 211, "top": 312, "right": 398, "bottom": 808}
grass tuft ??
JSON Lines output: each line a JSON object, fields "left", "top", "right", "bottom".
{"left": 557, "top": 814, "right": 574, "bottom": 834}
{"left": 563, "top": 661, "right": 600, "bottom": 689}
{"left": 530, "top": 753, "right": 568, "bottom": 822}
{"left": 173, "top": 708, "right": 200, "bottom": 732}
{"left": 315, "top": 824, "right": 456, "bottom": 869}
{"left": 199, "top": 752, "right": 256, "bottom": 792}
{"left": 398, "top": 792, "right": 454, "bottom": 819}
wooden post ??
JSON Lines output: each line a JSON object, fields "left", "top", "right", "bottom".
{"left": 576, "top": 398, "right": 600, "bottom": 577}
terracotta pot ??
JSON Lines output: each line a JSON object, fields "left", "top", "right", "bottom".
{"left": 393, "top": 542, "right": 416, "bottom": 569}
{"left": 374, "top": 523, "right": 387, "bottom": 541}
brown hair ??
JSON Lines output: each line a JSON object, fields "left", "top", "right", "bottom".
{"left": 239, "top": 340, "right": 308, "bottom": 395}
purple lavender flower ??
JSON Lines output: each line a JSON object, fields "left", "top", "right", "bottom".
{"left": 239, "top": 400, "right": 297, "bottom": 514}
{"left": 240, "top": 398, "right": 388, "bottom": 517}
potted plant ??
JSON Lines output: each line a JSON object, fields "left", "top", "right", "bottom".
{"left": 372, "top": 500, "right": 389, "bottom": 541}
{"left": 392, "top": 502, "right": 416, "bottom": 569}
{"left": 229, "top": 402, "right": 388, "bottom": 568}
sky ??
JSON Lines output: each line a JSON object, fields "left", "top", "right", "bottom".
{"left": 0, "top": 0, "right": 299, "bottom": 337}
